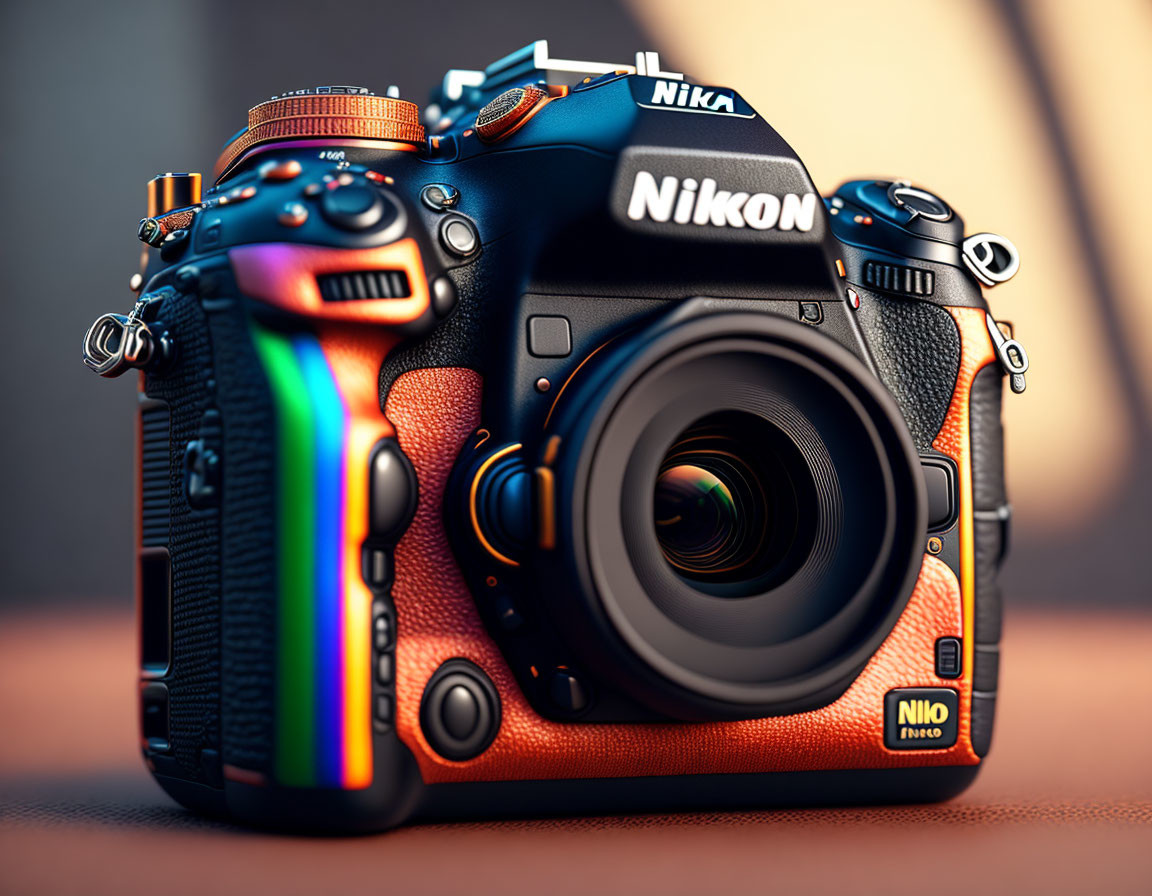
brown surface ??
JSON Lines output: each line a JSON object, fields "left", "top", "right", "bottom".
{"left": 1, "top": 608, "right": 1150, "bottom": 894}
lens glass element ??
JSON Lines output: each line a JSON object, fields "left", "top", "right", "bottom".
{"left": 652, "top": 411, "right": 817, "bottom": 596}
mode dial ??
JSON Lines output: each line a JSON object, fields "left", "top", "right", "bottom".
{"left": 214, "top": 89, "right": 425, "bottom": 180}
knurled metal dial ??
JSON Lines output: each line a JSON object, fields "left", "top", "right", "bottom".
{"left": 214, "top": 91, "right": 425, "bottom": 180}
{"left": 475, "top": 85, "right": 549, "bottom": 143}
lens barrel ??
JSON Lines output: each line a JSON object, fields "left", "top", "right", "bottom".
{"left": 534, "top": 307, "right": 927, "bottom": 720}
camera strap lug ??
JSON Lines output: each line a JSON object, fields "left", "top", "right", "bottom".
{"left": 984, "top": 312, "right": 1028, "bottom": 394}
{"left": 82, "top": 294, "right": 173, "bottom": 378}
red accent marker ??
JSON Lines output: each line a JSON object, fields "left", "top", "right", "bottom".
{"left": 847, "top": 287, "right": 861, "bottom": 309}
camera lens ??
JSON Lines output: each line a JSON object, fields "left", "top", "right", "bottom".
{"left": 534, "top": 309, "right": 927, "bottom": 719}
{"left": 652, "top": 411, "right": 816, "bottom": 595}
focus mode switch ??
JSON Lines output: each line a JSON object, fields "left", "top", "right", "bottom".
{"left": 935, "top": 636, "right": 962, "bottom": 679}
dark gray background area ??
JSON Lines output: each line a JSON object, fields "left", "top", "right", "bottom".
{"left": 0, "top": 0, "right": 1145, "bottom": 609}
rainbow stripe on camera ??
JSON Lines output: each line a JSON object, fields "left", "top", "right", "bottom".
{"left": 251, "top": 325, "right": 373, "bottom": 790}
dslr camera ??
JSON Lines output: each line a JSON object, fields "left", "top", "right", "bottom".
{"left": 84, "top": 41, "right": 1026, "bottom": 831}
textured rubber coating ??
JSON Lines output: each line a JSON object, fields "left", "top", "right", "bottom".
{"left": 385, "top": 367, "right": 978, "bottom": 785}
{"left": 141, "top": 291, "right": 222, "bottom": 781}
{"left": 853, "top": 290, "right": 961, "bottom": 449}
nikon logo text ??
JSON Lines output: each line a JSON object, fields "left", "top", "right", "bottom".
{"left": 897, "top": 699, "right": 950, "bottom": 726}
{"left": 627, "top": 172, "right": 818, "bottom": 232}
{"left": 647, "top": 80, "right": 735, "bottom": 114}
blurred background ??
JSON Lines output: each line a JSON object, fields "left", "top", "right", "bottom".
{"left": 0, "top": 0, "right": 1148, "bottom": 610}
{"left": 1, "top": 3, "right": 1150, "bottom": 891}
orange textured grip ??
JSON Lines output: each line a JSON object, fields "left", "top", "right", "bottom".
{"left": 386, "top": 368, "right": 980, "bottom": 784}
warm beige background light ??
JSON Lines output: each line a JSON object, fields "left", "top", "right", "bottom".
{"left": 626, "top": 0, "right": 1151, "bottom": 536}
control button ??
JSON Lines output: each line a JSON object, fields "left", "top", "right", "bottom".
{"left": 548, "top": 669, "right": 589, "bottom": 714}
{"left": 159, "top": 229, "right": 189, "bottom": 262}
{"left": 421, "top": 183, "right": 460, "bottom": 211}
{"left": 259, "top": 159, "right": 303, "bottom": 181}
{"left": 376, "top": 653, "right": 394, "bottom": 685}
{"left": 278, "top": 202, "right": 308, "bottom": 227}
{"left": 884, "top": 688, "right": 958, "bottom": 749}
{"left": 962, "top": 232, "right": 1020, "bottom": 287}
{"left": 201, "top": 219, "right": 222, "bottom": 248}
{"left": 799, "top": 302, "right": 822, "bottom": 325}
{"left": 375, "top": 694, "right": 393, "bottom": 724}
{"left": 420, "top": 660, "right": 501, "bottom": 761}
{"left": 475, "top": 84, "right": 549, "bottom": 142}
{"left": 935, "top": 637, "right": 962, "bottom": 679}
{"left": 363, "top": 546, "right": 392, "bottom": 589}
{"left": 183, "top": 438, "right": 220, "bottom": 508}
{"left": 373, "top": 611, "right": 394, "bottom": 652}
{"left": 921, "top": 460, "right": 956, "bottom": 531}
{"left": 321, "top": 184, "right": 387, "bottom": 230}
{"left": 368, "top": 440, "right": 418, "bottom": 543}
{"left": 527, "top": 316, "right": 572, "bottom": 357}
{"left": 846, "top": 287, "right": 861, "bottom": 310}
{"left": 140, "top": 682, "right": 171, "bottom": 753}
{"left": 430, "top": 275, "right": 457, "bottom": 318}
{"left": 440, "top": 216, "right": 479, "bottom": 256}
{"left": 440, "top": 685, "right": 480, "bottom": 741}
{"left": 493, "top": 592, "right": 524, "bottom": 632}
{"left": 886, "top": 181, "right": 952, "bottom": 222}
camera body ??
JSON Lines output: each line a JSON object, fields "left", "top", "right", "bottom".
{"left": 86, "top": 42, "right": 1024, "bottom": 831}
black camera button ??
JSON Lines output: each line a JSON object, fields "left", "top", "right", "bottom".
{"left": 493, "top": 592, "right": 525, "bottom": 632}
{"left": 921, "top": 459, "right": 957, "bottom": 532}
{"left": 440, "top": 216, "right": 479, "bottom": 256}
{"left": 884, "top": 688, "right": 958, "bottom": 750}
{"left": 528, "top": 315, "right": 572, "bottom": 357}
{"left": 420, "top": 183, "right": 459, "bottom": 211}
{"left": 935, "top": 636, "right": 962, "bottom": 679}
{"left": 368, "top": 440, "right": 418, "bottom": 543}
{"left": 548, "top": 668, "right": 589, "bottom": 714}
{"left": 376, "top": 653, "right": 394, "bottom": 686}
{"left": 799, "top": 302, "right": 822, "bottom": 325}
{"left": 320, "top": 184, "right": 388, "bottom": 230}
{"left": 363, "top": 546, "right": 392, "bottom": 590}
{"left": 140, "top": 682, "right": 171, "bottom": 753}
{"left": 421, "top": 660, "right": 501, "bottom": 761}
{"left": 440, "top": 685, "right": 480, "bottom": 741}
{"left": 375, "top": 694, "right": 393, "bottom": 725}
{"left": 373, "top": 611, "right": 394, "bottom": 652}
{"left": 430, "top": 275, "right": 457, "bottom": 318}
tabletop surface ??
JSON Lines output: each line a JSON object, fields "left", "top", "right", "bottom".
{"left": 1, "top": 607, "right": 1150, "bottom": 895}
